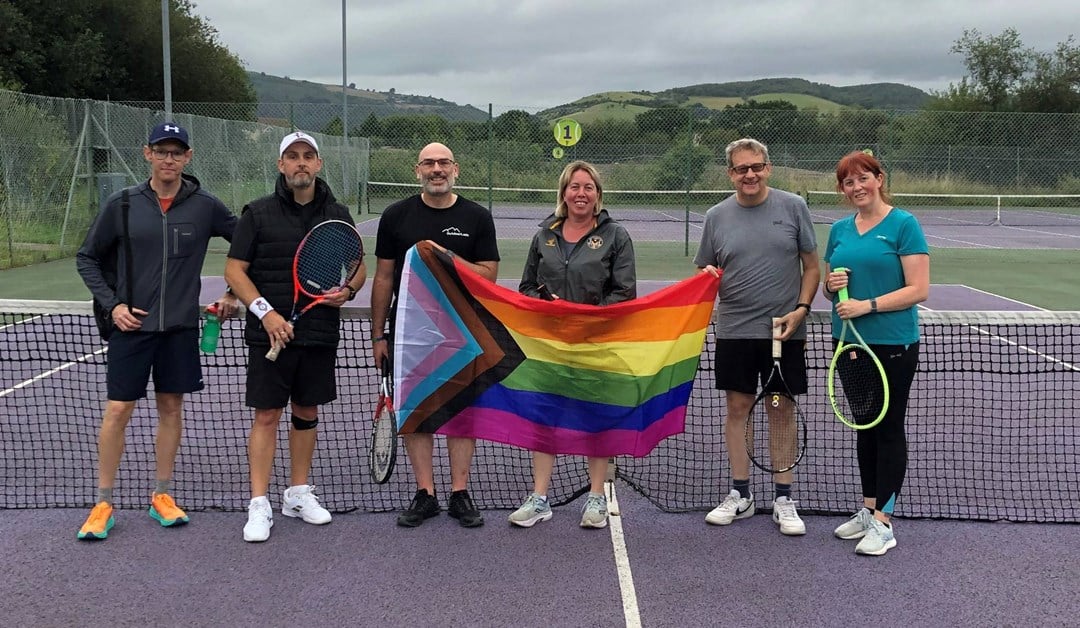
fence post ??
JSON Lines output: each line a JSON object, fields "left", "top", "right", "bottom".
{"left": 683, "top": 113, "right": 693, "bottom": 256}
{"left": 487, "top": 104, "right": 493, "bottom": 212}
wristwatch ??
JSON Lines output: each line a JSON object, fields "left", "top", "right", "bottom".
{"left": 796, "top": 303, "right": 811, "bottom": 314}
{"left": 870, "top": 298, "right": 878, "bottom": 313}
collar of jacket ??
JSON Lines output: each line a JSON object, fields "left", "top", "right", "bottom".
{"left": 542, "top": 208, "right": 612, "bottom": 232}
{"left": 138, "top": 173, "right": 201, "bottom": 206}
{"left": 273, "top": 173, "right": 335, "bottom": 211}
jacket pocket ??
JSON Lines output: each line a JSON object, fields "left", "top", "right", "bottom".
{"left": 169, "top": 223, "right": 198, "bottom": 258}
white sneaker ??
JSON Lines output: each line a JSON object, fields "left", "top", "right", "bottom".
{"left": 705, "top": 489, "right": 755, "bottom": 525}
{"left": 282, "top": 484, "right": 332, "bottom": 525}
{"left": 855, "top": 518, "right": 897, "bottom": 556}
{"left": 508, "top": 492, "right": 553, "bottom": 528}
{"left": 243, "top": 496, "right": 273, "bottom": 542}
{"left": 834, "top": 508, "right": 874, "bottom": 540}
{"left": 771, "top": 496, "right": 806, "bottom": 536}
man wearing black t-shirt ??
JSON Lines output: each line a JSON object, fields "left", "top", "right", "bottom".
{"left": 371, "top": 142, "right": 500, "bottom": 528}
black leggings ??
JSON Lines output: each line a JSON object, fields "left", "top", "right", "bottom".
{"left": 854, "top": 342, "right": 919, "bottom": 515}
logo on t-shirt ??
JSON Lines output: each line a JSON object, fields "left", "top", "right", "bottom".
{"left": 442, "top": 226, "right": 469, "bottom": 238}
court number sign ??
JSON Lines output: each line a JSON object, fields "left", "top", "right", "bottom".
{"left": 554, "top": 118, "right": 582, "bottom": 147}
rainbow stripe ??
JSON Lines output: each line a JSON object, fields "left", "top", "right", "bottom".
{"left": 393, "top": 243, "right": 720, "bottom": 458}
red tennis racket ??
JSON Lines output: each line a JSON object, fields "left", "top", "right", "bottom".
{"left": 266, "top": 219, "right": 363, "bottom": 361}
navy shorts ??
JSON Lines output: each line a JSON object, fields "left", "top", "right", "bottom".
{"left": 245, "top": 345, "right": 337, "bottom": 409}
{"left": 106, "top": 329, "right": 203, "bottom": 401}
{"left": 713, "top": 338, "right": 808, "bottom": 396}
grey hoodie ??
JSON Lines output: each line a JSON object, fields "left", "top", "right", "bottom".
{"left": 76, "top": 174, "right": 236, "bottom": 332}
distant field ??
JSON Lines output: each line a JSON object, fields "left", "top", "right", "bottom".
{"left": 565, "top": 92, "right": 845, "bottom": 123}
{"left": 751, "top": 93, "right": 844, "bottom": 112}
{"left": 590, "top": 91, "right": 656, "bottom": 103}
{"left": 568, "top": 102, "right": 653, "bottom": 124}
{"left": 684, "top": 96, "right": 745, "bottom": 108}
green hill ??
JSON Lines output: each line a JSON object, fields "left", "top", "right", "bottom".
{"left": 539, "top": 78, "right": 929, "bottom": 121}
{"left": 247, "top": 72, "right": 488, "bottom": 129}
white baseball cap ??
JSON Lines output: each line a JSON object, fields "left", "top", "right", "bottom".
{"left": 279, "top": 131, "right": 319, "bottom": 157}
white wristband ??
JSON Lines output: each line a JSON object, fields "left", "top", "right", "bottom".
{"left": 250, "top": 297, "right": 273, "bottom": 320}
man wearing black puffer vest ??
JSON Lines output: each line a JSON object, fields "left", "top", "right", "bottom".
{"left": 225, "top": 131, "right": 367, "bottom": 542}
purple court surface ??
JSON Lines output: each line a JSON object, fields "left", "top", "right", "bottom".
{"left": 1, "top": 486, "right": 1076, "bottom": 626}
{"left": 352, "top": 206, "right": 1080, "bottom": 250}
{"left": 199, "top": 277, "right": 1046, "bottom": 314}
{"left": 4, "top": 278, "right": 1076, "bottom": 627}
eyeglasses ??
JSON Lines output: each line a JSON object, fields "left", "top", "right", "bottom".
{"left": 417, "top": 158, "right": 455, "bottom": 169}
{"left": 730, "top": 162, "right": 768, "bottom": 175}
{"left": 150, "top": 148, "right": 188, "bottom": 161}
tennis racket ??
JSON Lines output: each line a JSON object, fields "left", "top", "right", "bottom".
{"left": 265, "top": 219, "right": 363, "bottom": 361}
{"left": 369, "top": 356, "right": 397, "bottom": 484}
{"left": 745, "top": 317, "right": 807, "bottom": 474}
{"left": 827, "top": 268, "right": 890, "bottom": 429}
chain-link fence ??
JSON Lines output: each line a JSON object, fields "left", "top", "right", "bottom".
{"left": 3, "top": 89, "right": 1079, "bottom": 267}
{"left": 0, "top": 90, "right": 369, "bottom": 269}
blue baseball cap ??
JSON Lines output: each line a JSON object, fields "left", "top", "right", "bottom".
{"left": 149, "top": 122, "right": 190, "bottom": 149}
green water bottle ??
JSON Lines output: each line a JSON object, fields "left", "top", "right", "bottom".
{"left": 200, "top": 304, "right": 221, "bottom": 354}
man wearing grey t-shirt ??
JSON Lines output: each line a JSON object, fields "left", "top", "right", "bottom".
{"left": 694, "top": 138, "right": 820, "bottom": 536}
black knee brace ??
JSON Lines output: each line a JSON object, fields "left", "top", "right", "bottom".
{"left": 291, "top": 414, "right": 318, "bottom": 430}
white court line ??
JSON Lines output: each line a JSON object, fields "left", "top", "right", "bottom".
{"left": 988, "top": 223, "right": 1080, "bottom": 240}
{"left": 0, "top": 314, "right": 108, "bottom": 398}
{"left": 605, "top": 480, "right": 642, "bottom": 628}
{"left": 921, "top": 296, "right": 1077, "bottom": 372}
{"left": 923, "top": 233, "right": 999, "bottom": 248}
{"left": 957, "top": 285, "right": 1047, "bottom": 311}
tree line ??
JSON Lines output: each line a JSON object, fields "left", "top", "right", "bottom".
{"left": 0, "top": 0, "right": 254, "bottom": 116}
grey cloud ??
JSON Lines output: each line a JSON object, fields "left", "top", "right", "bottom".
{"left": 195, "top": 1, "right": 1078, "bottom": 108}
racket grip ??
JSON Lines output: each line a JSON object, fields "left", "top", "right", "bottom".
{"left": 771, "top": 317, "right": 783, "bottom": 358}
{"left": 833, "top": 267, "right": 850, "bottom": 301}
{"left": 265, "top": 342, "right": 282, "bottom": 361}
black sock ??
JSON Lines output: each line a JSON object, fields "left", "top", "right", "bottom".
{"left": 775, "top": 483, "right": 791, "bottom": 501}
{"left": 733, "top": 479, "right": 751, "bottom": 499}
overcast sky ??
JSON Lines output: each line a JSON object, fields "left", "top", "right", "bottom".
{"left": 193, "top": 0, "right": 1077, "bottom": 111}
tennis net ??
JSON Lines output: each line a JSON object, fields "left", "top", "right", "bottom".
{"left": 806, "top": 191, "right": 1080, "bottom": 227}
{"left": 2, "top": 300, "right": 1077, "bottom": 522}
{"left": 366, "top": 181, "right": 720, "bottom": 224}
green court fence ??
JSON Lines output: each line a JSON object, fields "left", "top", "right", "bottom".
{"left": 2, "top": 88, "right": 1079, "bottom": 268}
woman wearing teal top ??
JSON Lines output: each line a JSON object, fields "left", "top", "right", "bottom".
{"left": 822, "top": 151, "right": 929, "bottom": 557}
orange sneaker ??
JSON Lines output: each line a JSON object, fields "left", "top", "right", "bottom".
{"left": 149, "top": 492, "right": 190, "bottom": 527}
{"left": 77, "top": 502, "right": 114, "bottom": 540}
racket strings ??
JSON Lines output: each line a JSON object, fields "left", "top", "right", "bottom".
{"left": 834, "top": 345, "right": 886, "bottom": 426}
{"left": 296, "top": 224, "right": 363, "bottom": 295}
{"left": 747, "top": 390, "right": 802, "bottom": 473}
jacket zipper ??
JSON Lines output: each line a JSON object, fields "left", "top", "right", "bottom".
{"left": 158, "top": 196, "right": 168, "bottom": 329}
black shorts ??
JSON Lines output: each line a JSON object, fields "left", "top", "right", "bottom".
{"left": 245, "top": 345, "right": 337, "bottom": 409}
{"left": 713, "top": 338, "right": 808, "bottom": 395}
{"left": 106, "top": 329, "right": 203, "bottom": 401}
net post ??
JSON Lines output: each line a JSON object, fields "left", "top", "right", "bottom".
{"left": 991, "top": 195, "right": 1003, "bottom": 226}
{"left": 605, "top": 456, "right": 620, "bottom": 515}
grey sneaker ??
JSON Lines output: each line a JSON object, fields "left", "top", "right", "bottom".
{"left": 580, "top": 493, "right": 608, "bottom": 529}
{"left": 855, "top": 518, "right": 897, "bottom": 556}
{"left": 705, "top": 489, "right": 755, "bottom": 525}
{"left": 508, "top": 492, "right": 553, "bottom": 528}
{"left": 834, "top": 507, "right": 874, "bottom": 540}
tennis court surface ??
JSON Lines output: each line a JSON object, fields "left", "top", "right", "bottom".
{"left": 1, "top": 295, "right": 1077, "bottom": 626}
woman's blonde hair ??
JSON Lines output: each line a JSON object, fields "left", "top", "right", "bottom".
{"left": 555, "top": 160, "right": 604, "bottom": 218}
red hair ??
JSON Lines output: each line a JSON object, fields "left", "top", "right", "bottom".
{"left": 835, "top": 151, "right": 891, "bottom": 204}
